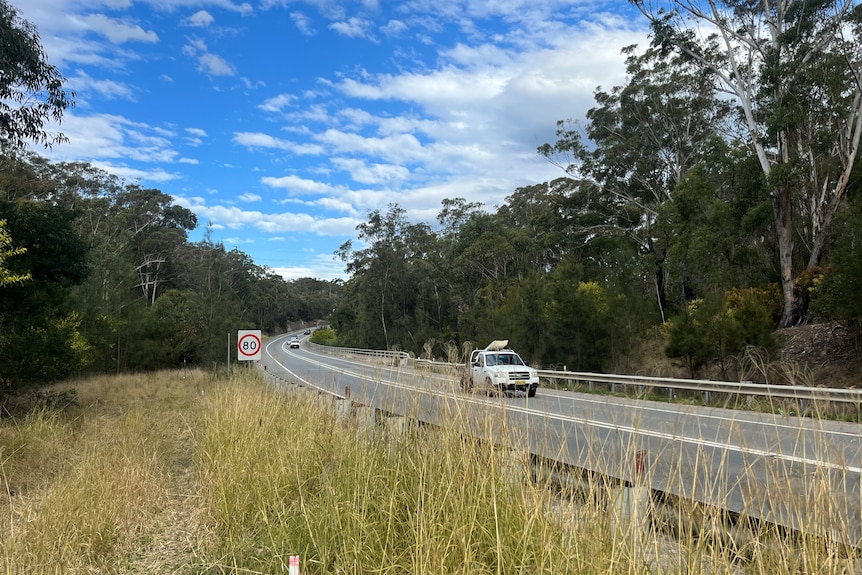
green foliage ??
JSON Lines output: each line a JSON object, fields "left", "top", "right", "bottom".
{"left": 126, "top": 290, "right": 205, "bottom": 370}
{"left": 0, "top": 0, "right": 75, "bottom": 150}
{"left": 0, "top": 218, "right": 29, "bottom": 286}
{"left": 544, "top": 260, "right": 613, "bottom": 372}
{"left": 0, "top": 199, "right": 90, "bottom": 394}
{"left": 0, "top": 152, "right": 339, "bottom": 394}
{"left": 810, "top": 173, "right": 862, "bottom": 338}
{"left": 0, "top": 312, "right": 93, "bottom": 386}
{"left": 665, "top": 289, "right": 778, "bottom": 379}
{"left": 309, "top": 328, "right": 337, "bottom": 346}
{"left": 658, "top": 147, "right": 773, "bottom": 305}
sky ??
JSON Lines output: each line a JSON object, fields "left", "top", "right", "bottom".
{"left": 10, "top": 0, "right": 649, "bottom": 281}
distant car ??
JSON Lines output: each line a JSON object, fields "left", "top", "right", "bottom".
{"left": 289, "top": 336, "right": 300, "bottom": 349}
{"left": 303, "top": 329, "right": 311, "bottom": 335}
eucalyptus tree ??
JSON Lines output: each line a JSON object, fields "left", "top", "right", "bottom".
{"left": 336, "top": 204, "right": 441, "bottom": 351}
{"left": 0, "top": 0, "right": 74, "bottom": 151}
{"left": 540, "top": 43, "right": 732, "bottom": 321}
{"left": 632, "top": 0, "right": 862, "bottom": 326}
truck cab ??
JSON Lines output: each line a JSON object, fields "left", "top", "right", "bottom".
{"left": 463, "top": 340, "right": 539, "bottom": 397}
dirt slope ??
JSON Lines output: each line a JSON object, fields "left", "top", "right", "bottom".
{"left": 778, "top": 322, "right": 860, "bottom": 387}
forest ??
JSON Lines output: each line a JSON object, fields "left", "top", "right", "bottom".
{"left": 2, "top": 0, "right": 862, "bottom": 399}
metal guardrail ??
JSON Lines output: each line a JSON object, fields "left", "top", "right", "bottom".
{"left": 307, "top": 341, "right": 410, "bottom": 364}
{"left": 306, "top": 343, "right": 862, "bottom": 405}
{"left": 536, "top": 370, "right": 862, "bottom": 405}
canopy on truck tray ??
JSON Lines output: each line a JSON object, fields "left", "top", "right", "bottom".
{"left": 483, "top": 340, "right": 509, "bottom": 351}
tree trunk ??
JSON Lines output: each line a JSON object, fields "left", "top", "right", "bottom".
{"left": 774, "top": 181, "right": 802, "bottom": 327}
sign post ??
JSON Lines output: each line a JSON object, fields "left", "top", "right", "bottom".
{"left": 237, "top": 330, "right": 262, "bottom": 362}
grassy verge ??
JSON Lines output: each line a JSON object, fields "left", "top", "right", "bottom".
{"left": 0, "top": 369, "right": 859, "bottom": 573}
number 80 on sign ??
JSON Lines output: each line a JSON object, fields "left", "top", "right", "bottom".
{"left": 237, "top": 330, "right": 262, "bottom": 361}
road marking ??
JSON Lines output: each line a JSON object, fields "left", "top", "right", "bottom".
{"left": 262, "top": 335, "right": 862, "bottom": 475}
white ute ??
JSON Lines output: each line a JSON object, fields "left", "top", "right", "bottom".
{"left": 459, "top": 340, "right": 539, "bottom": 398}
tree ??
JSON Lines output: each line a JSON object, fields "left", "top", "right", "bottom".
{"left": 0, "top": 219, "right": 29, "bottom": 286}
{"left": 0, "top": 0, "right": 74, "bottom": 150}
{"left": 540, "top": 43, "right": 731, "bottom": 321}
{"left": 665, "top": 289, "right": 777, "bottom": 379}
{"left": 336, "top": 204, "right": 439, "bottom": 351}
{"left": 658, "top": 140, "right": 774, "bottom": 303}
{"left": 632, "top": 0, "right": 862, "bottom": 326}
{"left": 0, "top": 199, "right": 90, "bottom": 393}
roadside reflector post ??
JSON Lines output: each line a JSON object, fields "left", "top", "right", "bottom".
{"left": 289, "top": 555, "right": 300, "bottom": 575}
{"left": 611, "top": 450, "right": 650, "bottom": 547}
{"left": 635, "top": 450, "right": 646, "bottom": 481}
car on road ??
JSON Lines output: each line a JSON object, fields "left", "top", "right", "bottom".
{"left": 289, "top": 336, "right": 300, "bottom": 349}
{"left": 459, "top": 340, "right": 539, "bottom": 397}
{"left": 303, "top": 329, "right": 311, "bottom": 335}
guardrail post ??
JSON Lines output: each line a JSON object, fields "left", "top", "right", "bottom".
{"left": 355, "top": 405, "right": 376, "bottom": 434}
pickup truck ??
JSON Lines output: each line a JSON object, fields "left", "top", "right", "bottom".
{"left": 459, "top": 340, "right": 539, "bottom": 397}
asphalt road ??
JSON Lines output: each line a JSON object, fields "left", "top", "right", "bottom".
{"left": 261, "top": 332, "right": 862, "bottom": 543}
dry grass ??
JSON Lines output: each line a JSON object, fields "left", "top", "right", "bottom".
{"left": 0, "top": 367, "right": 859, "bottom": 573}
{"left": 0, "top": 370, "right": 211, "bottom": 573}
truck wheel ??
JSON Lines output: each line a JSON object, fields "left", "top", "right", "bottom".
{"left": 528, "top": 387, "right": 537, "bottom": 398}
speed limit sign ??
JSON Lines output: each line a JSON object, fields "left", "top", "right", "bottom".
{"left": 237, "top": 330, "right": 262, "bottom": 361}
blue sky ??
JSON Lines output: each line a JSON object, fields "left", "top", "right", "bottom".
{"left": 11, "top": 0, "right": 648, "bottom": 280}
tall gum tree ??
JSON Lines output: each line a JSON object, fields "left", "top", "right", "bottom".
{"left": 540, "top": 44, "right": 731, "bottom": 322}
{"left": 0, "top": 0, "right": 74, "bottom": 151}
{"left": 631, "top": 0, "right": 862, "bottom": 326}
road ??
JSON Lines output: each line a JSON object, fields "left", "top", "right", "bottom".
{"left": 261, "top": 332, "right": 862, "bottom": 543}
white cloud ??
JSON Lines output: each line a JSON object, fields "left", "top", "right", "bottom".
{"left": 174, "top": 197, "right": 360, "bottom": 236}
{"left": 331, "top": 158, "right": 410, "bottom": 185}
{"left": 183, "top": 37, "right": 236, "bottom": 76}
{"left": 238, "top": 192, "right": 262, "bottom": 202}
{"left": 329, "top": 17, "right": 374, "bottom": 39}
{"left": 198, "top": 52, "right": 235, "bottom": 76}
{"left": 233, "top": 132, "right": 326, "bottom": 155}
{"left": 381, "top": 19, "right": 407, "bottom": 36}
{"left": 73, "top": 13, "right": 159, "bottom": 44}
{"left": 67, "top": 70, "right": 136, "bottom": 101}
{"left": 271, "top": 256, "right": 347, "bottom": 281}
{"left": 290, "top": 11, "right": 314, "bottom": 35}
{"left": 186, "top": 10, "right": 215, "bottom": 27}
{"left": 317, "top": 129, "right": 427, "bottom": 165}
{"left": 261, "top": 174, "right": 337, "bottom": 195}
{"left": 89, "top": 161, "right": 181, "bottom": 183}
{"left": 259, "top": 93, "right": 296, "bottom": 113}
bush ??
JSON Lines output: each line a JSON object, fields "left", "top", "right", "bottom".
{"left": 665, "top": 288, "right": 777, "bottom": 379}
{"left": 309, "top": 327, "right": 337, "bottom": 346}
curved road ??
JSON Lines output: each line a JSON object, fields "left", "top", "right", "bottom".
{"left": 261, "top": 332, "right": 862, "bottom": 543}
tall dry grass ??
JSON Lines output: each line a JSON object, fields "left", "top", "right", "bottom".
{"left": 0, "top": 370, "right": 210, "bottom": 573}
{"left": 0, "top": 367, "right": 859, "bottom": 573}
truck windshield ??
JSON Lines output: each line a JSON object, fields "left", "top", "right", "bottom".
{"left": 488, "top": 353, "right": 524, "bottom": 366}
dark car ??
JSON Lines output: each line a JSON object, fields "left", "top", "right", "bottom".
{"left": 303, "top": 329, "right": 311, "bottom": 335}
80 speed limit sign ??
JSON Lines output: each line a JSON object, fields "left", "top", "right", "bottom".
{"left": 237, "top": 330, "right": 262, "bottom": 361}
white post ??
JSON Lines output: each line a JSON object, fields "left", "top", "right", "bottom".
{"left": 611, "top": 451, "right": 650, "bottom": 545}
